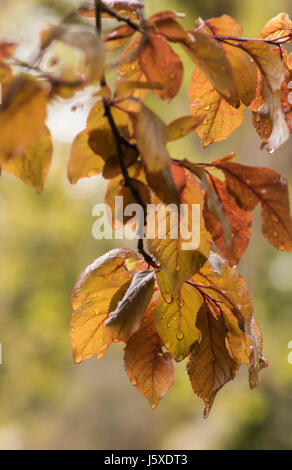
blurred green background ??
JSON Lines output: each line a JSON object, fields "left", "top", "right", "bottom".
{"left": 0, "top": 0, "right": 292, "bottom": 450}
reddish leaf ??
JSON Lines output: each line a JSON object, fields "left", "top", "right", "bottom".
{"left": 214, "top": 161, "right": 292, "bottom": 251}
{"left": 203, "top": 176, "right": 252, "bottom": 266}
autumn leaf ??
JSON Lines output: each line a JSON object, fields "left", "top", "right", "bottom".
{"left": 106, "top": 270, "right": 155, "bottom": 341}
{"left": 192, "top": 251, "right": 254, "bottom": 329}
{"left": 124, "top": 298, "right": 175, "bottom": 408}
{"left": 149, "top": 10, "right": 188, "bottom": 43}
{"left": 187, "top": 304, "right": 239, "bottom": 418}
{"left": 240, "top": 42, "right": 289, "bottom": 151}
{"left": 103, "top": 24, "right": 135, "bottom": 51}
{"left": 132, "top": 104, "right": 180, "bottom": 204}
{"left": 87, "top": 99, "right": 137, "bottom": 173}
{"left": 71, "top": 248, "right": 140, "bottom": 363}
{"left": 68, "top": 130, "right": 104, "bottom": 184}
{"left": 138, "top": 34, "right": 183, "bottom": 101}
{"left": 203, "top": 175, "right": 252, "bottom": 266}
{"left": 189, "top": 66, "right": 244, "bottom": 147}
{"left": 105, "top": 167, "right": 150, "bottom": 228}
{"left": 154, "top": 282, "right": 203, "bottom": 361}
{"left": 167, "top": 115, "right": 206, "bottom": 142}
{"left": 115, "top": 36, "right": 148, "bottom": 113}
{"left": 148, "top": 171, "right": 212, "bottom": 298}
{"left": 0, "top": 41, "right": 18, "bottom": 61}
{"left": 0, "top": 76, "right": 48, "bottom": 163}
{"left": 214, "top": 161, "right": 292, "bottom": 251}
{"left": 184, "top": 31, "right": 240, "bottom": 107}
{"left": 260, "top": 12, "right": 292, "bottom": 41}
{"left": 203, "top": 15, "right": 257, "bottom": 106}
{"left": 1, "top": 125, "right": 52, "bottom": 193}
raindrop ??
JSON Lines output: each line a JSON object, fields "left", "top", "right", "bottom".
{"left": 176, "top": 331, "right": 184, "bottom": 340}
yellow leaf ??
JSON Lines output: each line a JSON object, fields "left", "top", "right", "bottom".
{"left": 1, "top": 125, "right": 52, "bottom": 193}
{"left": 0, "top": 77, "right": 48, "bottom": 163}
{"left": 68, "top": 130, "right": 104, "bottom": 184}
{"left": 71, "top": 248, "right": 140, "bottom": 363}
{"left": 148, "top": 172, "right": 212, "bottom": 297}
{"left": 154, "top": 282, "right": 203, "bottom": 361}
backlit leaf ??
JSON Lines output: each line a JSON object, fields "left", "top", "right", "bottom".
{"left": 148, "top": 172, "right": 212, "bottom": 297}
{"left": 78, "top": 0, "right": 143, "bottom": 20}
{"left": 139, "top": 34, "right": 183, "bottom": 101}
{"left": 203, "top": 176, "right": 252, "bottom": 266}
{"left": 71, "top": 248, "right": 140, "bottom": 363}
{"left": 167, "top": 115, "right": 206, "bottom": 142}
{"left": 0, "top": 77, "right": 48, "bottom": 163}
{"left": 124, "top": 298, "right": 175, "bottom": 408}
{"left": 68, "top": 130, "right": 104, "bottom": 184}
{"left": 260, "top": 12, "right": 292, "bottom": 41}
{"left": 154, "top": 282, "right": 203, "bottom": 361}
{"left": 184, "top": 31, "right": 240, "bottom": 106}
{"left": 1, "top": 125, "right": 52, "bottom": 193}
{"left": 215, "top": 161, "right": 292, "bottom": 251}
{"left": 189, "top": 66, "right": 244, "bottom": 147}
{"left": 149, "top": 11, "right": 188, "bottom": 43}
{"left": 187, "top": 304, "right": 239, "bottom": 418}
{"left": 132, "top": 104, "right": 180, "bottom": 204}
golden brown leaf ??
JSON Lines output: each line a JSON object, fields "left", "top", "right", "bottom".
{"left": 139, "top": 34, "right": 183, "bottom": 101}
{"left": 187, "top": 304, "right": 239, "bottom": 418}
{"left": 71, "top": 248, "right": 140, "bottom": 363}
{"left": 149, "top": 11, "right": 188, "bottom": 43}
{"left": 260, "top": 12, "right": 292, "bottom": 41}
{"left": 203, "top": 15, "right": 257, "bottom": 106}
{"left": 189, "top": 66, "right": 244, "bottom": 147}
{"left": 124, "top": 299, "right": 175, "bottom": 408}
{"left": 132, "top": 104, "right": 180, "bottom": 204}
{"left": 148, "top": 172, "right": 212, "bottom": 297}
{"left": 184, "top": 31, "right": 240, "bottom": 107}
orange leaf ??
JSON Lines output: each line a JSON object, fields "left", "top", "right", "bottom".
{"left": 189, "top": 66, "right": 244, "bottom": 147}
{"left": 150, "top": 10, "right": 188, "bottom": 42}
{"left": 260, "top": 12, "right": 292, "bottom": 41}
{"left": 139, "top": 34, "right": 183, "bottom": 101}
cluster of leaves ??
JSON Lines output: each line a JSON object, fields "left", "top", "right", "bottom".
{"left": 1, "top": 1, "right": 292, "bottom": 416}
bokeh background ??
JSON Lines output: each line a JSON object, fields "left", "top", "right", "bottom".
{"left": 0, "top": 0, "right": 292, "bottom": 450}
